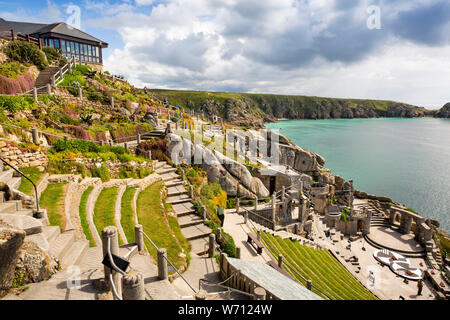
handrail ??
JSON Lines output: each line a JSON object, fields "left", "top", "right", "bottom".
{"left": 140, "top": 229, "right": 197, "bottom": 294}
{"left": 107, "top": 237, "right": 126, "bottom": 275}
{"left": 109, "top": 273, "right": 123, "bottom": 300}
{"left": 0, "top": 156, "right": 40, "bottom": 212}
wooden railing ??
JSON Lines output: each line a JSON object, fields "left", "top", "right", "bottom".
{"left": 0, "top": 29, "right": 42, "bottom": 48}
{"left": 52, "top": 56, "right": 77, "bottom": 88}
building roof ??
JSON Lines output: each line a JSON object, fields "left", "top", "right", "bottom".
{"left": 227, "top": 258, "right": 323, "bottom": 300}
{"left": 0, "top": 18, "right": 108, "bottom": 47}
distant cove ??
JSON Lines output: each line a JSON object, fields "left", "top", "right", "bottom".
{"left": 266, "top": 118, "right": 450, "bottom": 231}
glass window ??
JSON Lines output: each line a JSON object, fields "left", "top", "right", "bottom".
{"left": 89, "top": 45, "right": 93, "bottom": 56}
{"left": 74, "top": 42, "right": 79, "bottom": 54}
{"left": 70, "top": 42, "right": 75, "bottom": 53}
{"left": 54, "top": 39, "right": 60, "bottom": 49}
{"left": 95, "top": 46, "right": 99, "bottom": 57}
{"left": 61, "top": 40, "right": 66, "bottom": 51}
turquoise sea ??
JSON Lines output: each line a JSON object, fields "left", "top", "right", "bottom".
{"left": 266, "top": 118, "right": 450, "bottom": 231}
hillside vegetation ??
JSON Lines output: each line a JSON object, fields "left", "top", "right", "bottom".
{"left": 150, "top": 89, "right": 430, "bottom": 127}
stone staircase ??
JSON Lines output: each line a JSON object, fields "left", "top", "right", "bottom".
{"left": 156, "top": 163, "right": 212, "bottom": 256}
{"left": 0, "top": 169, "right": 22, "bottom": 190}
{"left": 0, "top": 184, "right": 89, "bottom": 271}
{"left": 34, "top": 66, "right": 60, "bottom": 91}
{"left": 142, "top": 126, "right": 167, "bottom": 140}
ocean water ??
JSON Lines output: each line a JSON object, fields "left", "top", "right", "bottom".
{"left": 266, "top": 118, "right": 450, "bottom": 231}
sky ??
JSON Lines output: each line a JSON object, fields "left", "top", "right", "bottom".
{"left": 1, "top": 0, "right": 449, "bottom": 109}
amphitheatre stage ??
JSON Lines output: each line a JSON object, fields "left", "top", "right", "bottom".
{"left": 366, "top": 226, "right": 425, "bottom": 255}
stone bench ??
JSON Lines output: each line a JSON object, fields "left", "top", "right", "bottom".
{"left": 247, "top": 232, "right": 264, "bottom": 255}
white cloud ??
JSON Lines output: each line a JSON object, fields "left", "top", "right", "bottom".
{"left": 94, "top": 0, "right": 450, "bottom": 109}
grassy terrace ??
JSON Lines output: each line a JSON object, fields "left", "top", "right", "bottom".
{"left": 137, "top": 181, "right": 187, "bottom": 271}
{"left": 121, "top": 187, "right": 137, "bottom": 243}
{"left": 39, "top": 182, "right": 68, "bottom": 232}
{"left": 17, "top": 167, "right": 45, "bottom": 196}
{"left": 93, "top": 187, "right": 122, "bottom": 244}
{"left": 79, "top": 186, "right": 95, "bottom": 247}
{"left": 261, "top": 232, "right": 377, "bottom": 300}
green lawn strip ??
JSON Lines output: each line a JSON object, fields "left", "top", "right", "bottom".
{"left": 17, "top": 167, "right": 45, "bottom": 196}
{"left": 310, "top": 248, "right": 370, "bottom": 300}
{"left": 278, "top": 236, "right": 343, "bottom": 300}
{"left": 79, "top": 186, "right": 95, "bottom": 247}
{"left": 308, "top": 247, "right": 374, "bottom": 299}
{"left": 261, "top": 233, "right": 335, "bottom": 299}
{"left": 93, "top": 187, "right": 122, "bottom": 244}
{"left": 39, "top": 182, "right": 67, "bottom": 232}
{"left": 312, "top": 249, "right": 373, "bottom": 299}
{"left": 120, "top": 187, "right": 137, "bottom": 244}
{"left": 261, "top": 233, "right": 308, "bottom": 286}
{"left": 313, "top": 248, "right": 377, "bottom": 300}
{"left": 167, "top": 215, "right": 191, "bottom": 268}
{"left": 288, "top": 240, "right": 357, "bottom": 300}
{"left": 137, "top": 181, "right": 185, "bottom": 271}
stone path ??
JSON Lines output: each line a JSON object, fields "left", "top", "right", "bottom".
{"left": 114, "top": 185, "right": 128, "bottom": 244}
{"left": 86, "top": 184, "right": 103, "bottom": 247}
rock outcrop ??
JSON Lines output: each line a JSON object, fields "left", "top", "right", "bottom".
{"left": 167, "top": 133, "right": 269, "bottom": 197}
{"left": 436, "top": 103, "right": 450, "bottom": 118}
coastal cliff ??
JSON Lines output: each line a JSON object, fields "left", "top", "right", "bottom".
{"left": 436, "top": 103, "right": 450, "bottom": 118}
{"left": 151, "top": 89, "right": 429, "bottom": 127}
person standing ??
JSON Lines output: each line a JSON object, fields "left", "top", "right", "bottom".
{"left": 417, "top": 278, "right": 424, "bottom": 296}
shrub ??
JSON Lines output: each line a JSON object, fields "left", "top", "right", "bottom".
{"left": 0, "top": 95, "right": 37, "bottom": 112}
{"left": 5, "top": 41, "right": 48, "bottom": 70}
{"left": 0, "top": 72, "right": 35, "bottom": 94}
{"left": 52, "top": 139, "right": 100, "bottom": 153}
{"left": 0, "top": 61, "right": 27, "bottom": 78}
{"left": 42, "top": 46, "right": 64, "bottom": 64}
{"left": 205, "top": 220, "right": 236, "bottom": 258}
{"left": 91, "top": 164, "right": 110, "bottom": 182}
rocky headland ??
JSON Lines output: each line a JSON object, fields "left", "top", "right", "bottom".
{"left": 150, "top": 89, "right": 447, "bottom": 128}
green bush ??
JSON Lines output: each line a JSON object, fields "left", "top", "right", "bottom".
{"left": 0, "top": 61, "right": 27, "bottom": 78}
{"left": 201, "top": 183, "right": 222, "bottom": 200}
{"left": 205, "top": 220, "right": 236, "bottom": 258}
{"left": 226, "top": 198, "right": 236, "bottom": 209}
{"left": 91, "top": 164, "right": 110, "bottom": 182}
{"left": 5, "top": 41, "right": 48, "bottom": 70}
{"left": 42, "top": 46, "right": 64, "bottom": 64}
{"left": 0, "top": 95, "right": 37, "bottom": 112}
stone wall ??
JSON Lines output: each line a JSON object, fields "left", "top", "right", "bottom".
{"left": 0, "top": 140, "right": 48, "bottom": 170}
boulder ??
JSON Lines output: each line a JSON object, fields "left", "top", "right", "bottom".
{"left": 13, "top": 241, "right": 59, "bottom": 285}
{"left": 0, "top": 221, "right": 25, "bottom": 295}
{"left": 334, "top": 175, "right": 345, "bottom": 191}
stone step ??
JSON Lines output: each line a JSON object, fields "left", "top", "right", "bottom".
{"left": 166, "top": 194, "right": 192, "bottom": 205}
{"left": 0, "top": 169, "right": 13, "bottom": 183}
{"left": 14, "top": 209, "right": 34, "bottom": 217}
{"left": 7, "top": 177, "right": 22, "bottom": 190}
{"left": 8, "top": 199, "right": 23, "bottom": 211}
{"left": 166, "top": 179, "right": 185, "bottom": 188}
{"left": 0, "top": 214, "right": 42, "bottom": 235}
{"left": 156, "top": 167, "right": 177, "bottom": 175}
{"left": 153, "top": 161, "right": 167, "bottom": 170}
{"left": 161, "top": 172, "right": 179, "bottom": 182}
{"left": 49, "top": 232, "right": 76, "bottom": 260}
{"left": 181, "top": 224, "right": 212, "bottom": 241}
{"left": 178, "top": 214, "right": 203, "bottom": 228}
{"left": 60, "top": 240, "right": 89, "bottom": 268}
{"left": 42, "top": 225, "right": 61, "bottom": 243}
{"left": 0, "top": 201, "right": 18, "bottom": 213}
{"left": 189, "top": 237, "right": 209, "bottom": 256}
{"left": 25, "top": 233, "right": 50, "bottom": 251}
{"left": 167, "top": 185, "right": 188, "bottom": 197}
